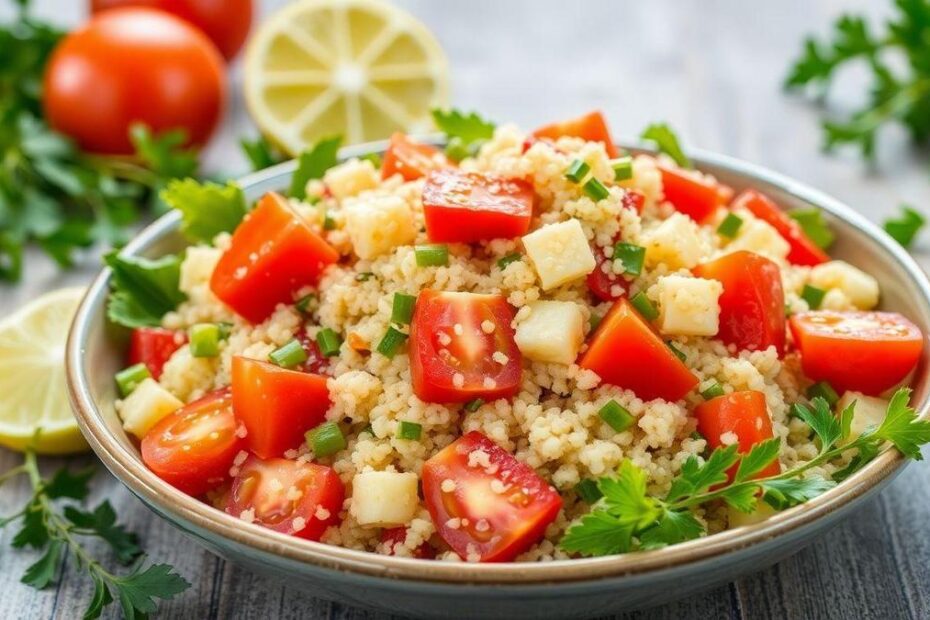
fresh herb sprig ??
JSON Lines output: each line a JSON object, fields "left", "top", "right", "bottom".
{"left": 561, "top": 388, "right": 930, "bottom": 557}
{"left": 432, "top": 108, "right": 496, "bottom": 162}
{"left": 2, "top": 447, "right": 189, "bottom": 618}
{"left": 640, "top": 123, "right": 691, "bottom": 168}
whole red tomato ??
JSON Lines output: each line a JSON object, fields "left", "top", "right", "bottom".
{"left": 89, "top": 0, "right": 253, "bottom": 60}
{"left": 43, "top": 7, "right": 226, "bottom": 154}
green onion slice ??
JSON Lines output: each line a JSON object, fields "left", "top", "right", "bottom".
{"left": 376, "top": 327, "right": 408, "bottom": 359}
{"left": 613, "top": 242, "right": 645, "bottom": 276}
{"left": 716, "top": 213, "right": 743, "bottom": 238}
{"left": 464, "top": 398, "right": 485, "bottom": 412}
{"left": 189, "top": 323, "right": 221, "bottom": 358}
{"left": 699, "top": 380, "right": 725, "bottom": 400}
{"left": 396, "top": 420, "right": 423, "bottom": 440}
{"left": 391, "top": 292, "right": 417, "bottom": 325}
{"left": 316, "top": 328, "right": 342, "bottom": 357}
{"left": 115, "top": 363, "right": 151, "bottom": 397}
{"left": 801, "top": 284, "right": 826, "bottom": 310}
{"left": 611, "top": 156, "right": 633, "bottom": 182}
{"left": 414, "top": 244, "right": 449, "bottom": 267}
{"left": 306, "top": 421, "right": 346, "bottom": 457}
{"left": 583, "top": 177, "right": 610, "bottom": 201}
{"left": 630, "top": 291, "right": 659, "bottom": 320}
{"left": 565, "top": 159, "right": 591, "bottom": 184}
{"left": 598, "top": 399, "right": 635, "bottom": 432}
{"left": 268, "top": 338, "right": 308, "bottom": 368}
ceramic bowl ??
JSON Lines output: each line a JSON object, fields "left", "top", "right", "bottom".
{"left": 66, "top": 140, "right": 930, "bottom": 619}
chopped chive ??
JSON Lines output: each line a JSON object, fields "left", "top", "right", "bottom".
{"left": 361, "top": 423, "right": 375, "bottom": 436}
{"left": 268, "top": 338, "right": 308, "bottom": 368}
{"left": 464, "top": 398, "right": 485, "bottom": 412}
{"left": 306, "top": 421, "right": 346, "bottom": 457}
{"left": 376, "top": 327, "right": 408, "bottom": 359}
{"left": 115, "top": 363, "right": 151, "bottom": 397}
{"left": 630, "top": 291, "right": 659, "bottom": 320}
{"left": 575, "top": 479, "right": 603, "bottom": 504}
{"left": 667, "top": 341, "right": 687, "bottom": 362}
{"left": 414, "top": 244, "right": 449, "bottom": 267}
{"left": 598, "top": 399, "right": 635, "bottom": 432}
{"left": 497, "top": 252, "right": 522, "bottom": 269}
{"left": 801, "top": 284, "right": 826, "bottom": 310}
{"left": 807, "top": 381, "right": 839, "bottom": 407}
{"left": 700, "top": 380, "right": 725, "bottom": 400}
{"left": 611, "top": 156, "right": 633, "bottom": 182}
{"left": 295, "top": 294, "right": 315, "bottom": 315}
{"left": 217, "top": 322, "right": 234, "bottom": 340}
{"left": 444, "top": 136, "right": 470, "bottom": 163}
{"left": 716, "top": 213, "right": 743, "bottom": 238}
{"left": 360, "top": 152, "right": 382, "bottom": 168}
{"left": 583, "top": 177, "right": 610, "bottom": 201}
{"left": 391, "top": 292, "right": 417, "bottom": 325}
{"left": 316, "top": 328, "right": 342, "bottom": 357}
{"left": 323, "top": 213, "right": 336, "bottom": 230}
{"left": 189, "top": 323, "right": 221, "bottom": 358}
{"left": 790, "top": 208, "right": 834, "bottom": 249}
{"left": 690, "top": 431, "right": 705, "bottom": 441}
{"left": 356, "top": 272, "right": 374, "bottom": 282}
{"left": 612, "top": 242, "right": 645, "bottom": 276}
{"left": 565, "top": 159, "right": 591, "bottom": 184}
{"left": 589, "top": 313, "right": 603, "bottom": 332}
{"left": 396, "top": 420, "right": 423, "bottom": 440}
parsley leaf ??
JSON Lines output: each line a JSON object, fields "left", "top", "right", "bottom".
{"left": 792, "top": 397, "right": 843, "bottom": 452}
{"left": 12, "top": 504, "right": 49, "bottom": 549}
{"left": 883, "top": 205, "right": 926, "bottom": 248}
{"left": 290, "top": 136, "right": 342, "bottom": 200}
{"left": 65, "top": 502, "right": 141, "bottom": 564}
{"left": 640, "top": 123, "right": 691, "bottom": 168}
{"left": 761, "top": 477, "right": 836, "bottom": 510}
{"left": 789, "top": 209, "right": 835, "bottom": 249}
{"left": 432, "top": 108, "right": 496, "bottom": 161}
{"left": 105, "top": 251, "right": 185, "bottom": 328}
{"left": 734, "top": 438, "right": 781, "bottom": 482}
{"left": 240, "top": 135, "right": 286, "bottom": 172}
{"left": 665, "top": 444, "right": 739, "bottom": 502}
{"left": 560, "top": 511, "right": 634, "bottom": 557}
{"left": 20, "top": 539, "right": 64, "bottom": 589}
{"left": 638, "top": 509, "right": 704, "bottom": 549}
{"left": 719, "top": 483, "right": 761, "bottom": 514}
{"left": 161, "top": 179, "right": 247, "bottom": 243}
{"left": 43, "top": 466, "right": 94, "bottom": 500}
{"left": 113, "top": 563, "right": 190, "bottom": 617}
{"left": 871, "top": 387, "right": 930, "bottom": 459}
{"left": 599, "top": 460, "right": 662, "bottom": 529}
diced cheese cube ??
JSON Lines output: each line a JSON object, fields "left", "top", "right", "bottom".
{"left": 343, "top": 194, "right": 417, "bottom": 260}
{"left": 727, "top": 501, "right": 777, "bottom": 528}
{"left": 351, "top": 471, "right": 419, "bottom": 527}
{"left": 522, "top": 219, "right": 595, "bottom": 290}
{"left": 118, "top": 378, "right": 183, "bottom": 439}
{"left": 836, "top": 391, "right": 888, "bottom": 442}
{"left": 514, "top": 300, "right": 585, "bottom": 364}
{"left": 322, "top": 158, "right": 379, "bottom": 200}
{"left": 641, "top": 212, "right": 708, "bottom": 269}
{"left": 725, "top": 217, "right": 790, "bottom": 261}
{"left": 809, "top": 260, "right": 880, "bottom": 310}
{"left": 655, "top": 275, "right": 722, "bottom": 336}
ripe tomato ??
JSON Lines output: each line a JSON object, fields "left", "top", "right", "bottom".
{"left": 733, "top": 190, "right": 829, "bottom": 266}
{"left": 409, "top": 291, "right": 522, "bottom": 404}
{"left": 296, "top": 332, "right": 331, "bottom": 375}
{"left": 693, "top": 251, "right": 786, "bottom": 355}
{"left": 421, "top": 431, "right": 562, "bottom": 562}
{"left": 380, "top": 527, "right": 435, "bottom": 559}
{"left": 658, "top": 164, "right": 724, "bottom": 223}
{"left": 90, "top": 0, "right": 253, "bottom": 60}
{"left": 531, "top": 110, "right": 619, "bottom": 158}
{"left": 231, "top": 356, "right": 330, "bottom": 459}
{"left": 225, "top": 456, "right": 344, "bottom": 540}
{"left": 695, "top": 391, "right": 781, "bottom": 481}
{"left": 587, "top": 242, "right": 627, "bottom": 303}
{"left": 211, "top": 192, "right": 339, "bottom": 323}
{"left": 141, "top": 387, "right": 244, "bottom": 496}
{"left": 43, "top": 7, "right": 225, "bottom": 154}
{"left": 789, "top": 311, "right": 923, "bottom": 395}
{"left": 579, "top": 298, "right": 697, "bottom": 401}
{"left": 382, "top": 132, "right": 451, "bottom": 181}
{"left": 422, "top": 169, "right": 535, "bottom": 243}
{"left": 127, "top": 327, "right": 186, "bottom": 380}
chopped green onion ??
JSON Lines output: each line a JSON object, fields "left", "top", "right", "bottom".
{"left": 575, "top": 479, "right": 603, "bottom": 504}
{"left": 598, "top": 399, "right": 635, "bottom": 432}
{"left": 690, "top": 431, "right": 705, "bottom": 441}
{"left": 396, "top": 420, "right": 423, "bottom": 440}
{"left": 295, "top": 294, "right": 315, "bottom": 315}
{"left": 189, "top": 323, "right": 221, "bottom": 358}
{"left": 667, "top": 341, "right": 687, "bottom": 362}
{"left": 716, "top": 213, "right": 743, "bottom": 238}
{"left": 391, "top": 292, "right": 417, "bottom": 325}
{"left": 700, "top": 380, "right": 725, "bottom": 400}
{"left": 316, "top": 328, "right": 342, "bottom": 357}
{"left": 217, "top": 322, "right": 234, "bottom": 340}
{"left": 789, "top": 208, "right": 834, "bottom": 249}
{"left": 801, "top": 284, "right": 826, "bottom": 310}
{"left": 583, "top": 177, "right": 610, "bottom": 201}
{"left": 115, "top": 363, "right": 151, "bottom": 397}
{"left": 414, "top": 244, "right": 449, "bottom": 267}
{"left": 565, "top": 159, "right": 591, "bottom": 184}
{"left": 464, "top": 398, "right": 485, "bottom": 412}
{"left": 807, "top": 381, "right": 839, "bottom": 407}
{"left": 306, "top": 421, "right": 346, "bottom": 457}
{"left": 361, "top": 423, "right": 375, "bottom": 436}
{"left": 589, "top": 313, "right": 603, "bottom": 332}
{"left": 356, "top": 272, "right": 374, "bottom": 282}
{"left": 323, "top": 213, "right": 336, "bottom": 230}
{"left": 611, "top": 156, "right": 633, "bottom": 182}
{"left": 497, "top": 252, "right": 522, "bottom": 270}
{"left": 883, "top": 205, "right": 925, "bottom": 248}
{"left": 630, "top": 291, "right": 659, "bottom": 320}
{"left": 376, "top": 327, "right": 408, "bottom": 359}
{"left": 612, "top": 242, "right": 645, "bottom": 276}
{"left": 268, "top": 338, "right": 308, "bottom": 368}
{"left": 444, "top": 136, "right": 471, "bottom": 163}
{"left": 360, "top": 152, "right": 382, "bottom": 168}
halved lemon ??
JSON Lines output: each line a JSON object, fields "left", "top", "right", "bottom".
{"left": 0, "top": 287, "right": 88, "bottom": 454}
{"left": 244, "top": 0, "right": 449, "bottom": 155}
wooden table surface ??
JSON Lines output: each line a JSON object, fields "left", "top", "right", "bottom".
{"left": 2, "top": 1, "right": 930, "bottom": 618}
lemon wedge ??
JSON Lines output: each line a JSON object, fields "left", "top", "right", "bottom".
{"left": 244, "top": 0, "right": 449, "bottom": 155}
{"left": 0, "top": 287, "right": 88, "bottom": 454}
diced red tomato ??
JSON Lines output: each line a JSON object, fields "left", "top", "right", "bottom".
{"left": 623, "top": 189, "right": 646, "bottom": 213}
{"left": 296, "top": 332, "right": 331, "bottom": 375}
{"left": 380, "top": 527, "right": 435, "bottom": 559}
{"left": 382, "top": 132, "right": 450, "bottom": 181}
{"left": 141, "top": 387, "right": 244, "bottom": 496}
{"left": 225, "top": 456, "right": 344, "bottom": 540}
{"left": 409, "top": 291, "right": 522, "bottom": 404}
{"left": 231, "top": 356, "right": 330, "bottom": 458}
{"left": 422, "top": 169, "right": 535, "bottom": 243}
{"left": 586, "top": 242, "right": 627, "bottom": 303}
{"left": 579, "top": 298, "right": 698, "bottom": 401}
{"left": 695, "top": 390, "right": 781, "bottom": 481}
{"left": 531, "top": 110, "right": 618, "bottom": 158}
{"left": 421, "top": 431, "right": 562, "bottom": 562}
{"left": 733, "top": 190, "right": 829, "bottom": 266}
{"left": 658, "top": 164, "right": 725, "bottom": 223}
{"left": 693, "top": 251, "right": 786, "bottom": 355}
{"left": 127, "top": 327, "right": 186, "bottom": 379}
{"left": 789, "top": 311, "right": 924, "bottom": 395}
{"left": 210, "top": 192, "right": 338, "bottom": 323}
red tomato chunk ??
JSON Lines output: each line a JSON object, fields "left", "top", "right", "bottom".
{"left": 381, "top": 527, "right": 435, "bottom": 559}
{"left": 382, "top": 132, "right": 451, "bottom": 181}
{"left": 733, "top": 190, "right": 829, "bottom": 266}
{"left": 695, "top": 390, "right": 780, "bottom": 482}
{"left": 422, "top": 169, "right": 535, "bottom": 243}
{"left": 531, "top": 110, "right": 619, "bottom": 158}
{"left": 128, "top": 327, "right": 186, "bottom": 379}
{"left": 658, "top": 164, "right": 725, "bottom": 223}
{"left": 210, "top": 192, "right": 338, "bottom": 323}
{"left": 421, "top": 431, "right": 562, "bottom": 562}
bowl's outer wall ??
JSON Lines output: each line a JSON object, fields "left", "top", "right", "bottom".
{"left": 68, "top": 141, "right": 930, "bottom": 618}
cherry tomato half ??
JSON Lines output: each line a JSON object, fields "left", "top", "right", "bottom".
{"left": 382, "top": 132, "right": 451, "bottom": 181}
{"left": 531, "top": 110, "right": 619, "bottom": 158}
{"left": 695, "top": 390, "right": 781, "bottom": 482}
{"left": 380, "top": 527, "right": 435, "bottom": 559}
{"left": 127, "top": 327, "right": 186, "bottom": 380}
{"left": 733, "top": 190, "right": 829, "bottom": 266}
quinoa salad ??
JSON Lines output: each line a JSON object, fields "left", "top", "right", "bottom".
{"left": 110, "top": 110, "right": 926, "bottom": 563}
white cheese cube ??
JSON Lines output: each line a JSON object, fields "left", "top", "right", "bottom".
{"left": 836, "top": 391, "right": 888, "bottom": 442}
{"left": 727, "top": 501, "right": 777, "bottom": 528}
{"left": 655, "top": 275, "right": 722, "bottom": 336}
{"left": 322, "top": 158, "right": 379, "bottom": 200}
{"left": 642, "top": 212, "right": 708, "bottom": 269}
{"left": 809, "top": 260, "right": 880, "bottom": 310}
{"left": 514, "top": 300, "right": 585, "bottom": 365}
{"left": 522, "top": 219, "right": 596, "bottom": 290}
{"left": 351, "top": 471, "right": 419, "bottom": 527}
{"left": 725, "top": 217, "right": 790, "bottom": 261}
{"left": 118, "top": 378, "right": 183, "bottom": 439}
{"left": 343, "top": 194, "right": 417, "bottom": 260}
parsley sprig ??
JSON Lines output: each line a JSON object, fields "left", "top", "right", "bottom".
{"left": 2, "top": 446, "right": 189, "bottom": 618}
{"left": 432, "top": 108, "right": 496, "bottom": 162}
{"left": 562, "top": 388, "right": 930, "bottom": 557}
